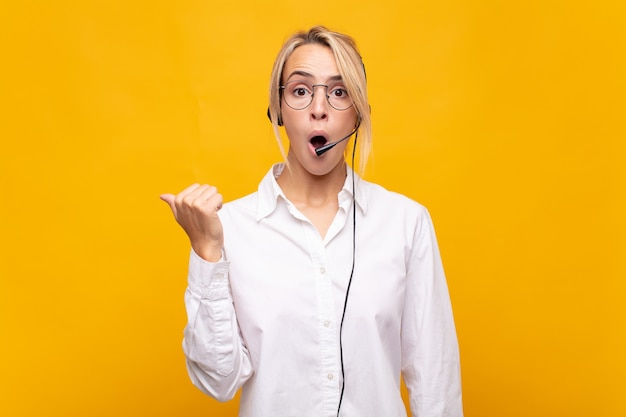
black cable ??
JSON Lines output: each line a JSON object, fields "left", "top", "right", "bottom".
{"left": 336, "top": 131, "right": 358, "bottom": 416}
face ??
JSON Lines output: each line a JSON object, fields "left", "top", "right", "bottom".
{"left": 280, "top": 43, "right": 358, "bottom": 177}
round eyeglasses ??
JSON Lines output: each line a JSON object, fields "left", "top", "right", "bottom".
{"left": 280, "top": 80, "right": 353, "bottom": 111}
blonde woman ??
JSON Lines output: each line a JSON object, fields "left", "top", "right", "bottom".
{"left": 161, "top": 26, "right": 463, "bottom": 417}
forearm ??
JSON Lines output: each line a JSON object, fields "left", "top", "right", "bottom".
{"left": 402, "top": 296, "right": 462, "bottom": 417}
{"left": 182, "top": 250, "right": 253, "bottom": 401}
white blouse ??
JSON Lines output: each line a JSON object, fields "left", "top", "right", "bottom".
{"left": 183, "top": 164, "right": 463, "bottom": 417}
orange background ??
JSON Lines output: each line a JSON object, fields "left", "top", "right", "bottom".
{"left": 1, "top": 1, "right": 624, "bottom": 416}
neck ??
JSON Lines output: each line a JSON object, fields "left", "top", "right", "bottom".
{"left": 277, "top": 161, "right": 347, "bottom": 208}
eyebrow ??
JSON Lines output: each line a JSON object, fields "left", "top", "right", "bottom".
{"left": 284, "top": 70, "right": 343, "bottom": 83}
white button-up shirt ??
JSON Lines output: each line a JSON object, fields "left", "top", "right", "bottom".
{"left": 183, "top": 164, "right": 463, "bottom": 417}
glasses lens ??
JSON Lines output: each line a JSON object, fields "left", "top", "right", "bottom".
{"left": 327, "top": 86, "right": 352, "bottom": 110}
{"left": 282, "top": 81, "right": 313, "bottom": 110}
{"left": 282, "top": 81, "right": 353, "bottom": 111}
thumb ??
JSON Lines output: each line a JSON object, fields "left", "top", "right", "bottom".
{"left": 159, "top": 193, "right": 177, "bottom": 216}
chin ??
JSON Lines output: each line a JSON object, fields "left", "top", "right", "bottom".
{"left": 307, "top": 157, "right": 346, "bottom": 178}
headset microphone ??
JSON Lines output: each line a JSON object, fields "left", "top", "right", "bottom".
{"left": 315, "top": 121, "right": 361, "bottom": 157}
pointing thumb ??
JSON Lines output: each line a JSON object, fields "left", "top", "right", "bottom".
{"left": 160, "top": 193, "right": 177, "bottom": 217}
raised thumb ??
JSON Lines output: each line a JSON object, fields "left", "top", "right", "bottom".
{"left": 159, "top": 193, "right": 177, "bottom": 216}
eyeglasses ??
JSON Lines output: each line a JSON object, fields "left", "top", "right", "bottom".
{"left": 280, "top": 80, "right": 353, "bottom": 111}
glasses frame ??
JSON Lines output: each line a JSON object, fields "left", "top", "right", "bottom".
{"left": 279, "top": 82, "right": 354, "bottom": 111}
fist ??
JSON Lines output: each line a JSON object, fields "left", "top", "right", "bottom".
{"left": 160, "top": 184, "right": 224, "bottom": 262}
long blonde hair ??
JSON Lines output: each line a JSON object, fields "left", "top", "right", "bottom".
{"left": 268, "top": 26, "right": 371, "bottom": 174}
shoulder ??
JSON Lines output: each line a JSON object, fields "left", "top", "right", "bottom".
{"left": 217, "top": 164, "right": 284, "bottom": 225}
{"left": 359, "top": 180, "right": 439, "bottom": 250}
{"left": 218, "top": 192, "right": 258, "bottom": 224}
{"left": 360, "top": 179, "right": 430, "bottom": 218}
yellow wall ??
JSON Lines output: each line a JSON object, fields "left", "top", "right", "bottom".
{"left": 1, "top": 1, "right": 624, "bottom": 416}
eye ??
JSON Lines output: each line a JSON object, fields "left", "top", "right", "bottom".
{"left": 330, "top": 87, "right": 348, "bottom": 98}
{"left": 286, "top": 81, "right": 312, "bottom": 97}
{"left": 294, "top": 87, "right": 309, "bottom": 97}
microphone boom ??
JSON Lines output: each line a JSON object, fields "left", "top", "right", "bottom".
{"left": 315, "top": 123, "right": 360, "bottom": 156}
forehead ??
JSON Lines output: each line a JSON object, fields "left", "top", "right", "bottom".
{"left": 282, "top": 43, "right": 340, "bottom": 82}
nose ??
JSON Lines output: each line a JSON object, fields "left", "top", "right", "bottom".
{"left": 309, "top": 85, "right": 329, "bottom": 121}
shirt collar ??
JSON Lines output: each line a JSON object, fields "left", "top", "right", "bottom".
{"left": 256, "top": 163, "right": 368, "bottom": 221}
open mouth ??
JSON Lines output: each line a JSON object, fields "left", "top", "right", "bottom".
{"left": 310, "top": 135, "right": 328, "bottom": 150}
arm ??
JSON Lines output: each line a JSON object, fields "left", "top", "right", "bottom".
{"left": 161, "top": 184, "right": 253, "bottom": 400}
{"left": 401, "top": 208, "right": 463, "bottom": 417}
{"left": 183, "top": 250, "right": 253, "bottom": 401}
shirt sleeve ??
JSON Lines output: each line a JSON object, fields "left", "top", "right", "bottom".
{"left": 401, "top": 208, "right": 463, "bottom": 417}
{"left": 183, "top": 249, "right": 254, "bottom": 401}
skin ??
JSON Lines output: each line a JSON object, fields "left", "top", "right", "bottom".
{"left": 161, "top": 43, "right": 358, "bottom": 260}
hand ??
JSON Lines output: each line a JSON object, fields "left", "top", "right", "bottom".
{"left": 160, "top": 184, "right": 224, "bottom": 262}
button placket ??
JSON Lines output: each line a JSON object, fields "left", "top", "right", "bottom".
{"left": 308, "top": 227, "right": 341, "bottom": 413}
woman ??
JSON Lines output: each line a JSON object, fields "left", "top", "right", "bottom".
{"left": 161, "top": 26, "right": 463, "bottom": 417}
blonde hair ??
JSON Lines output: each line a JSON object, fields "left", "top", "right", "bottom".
{"left": 268, "top": 26, "right": 372, "bottom": 174}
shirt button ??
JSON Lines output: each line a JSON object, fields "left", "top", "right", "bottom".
{"left": 319, "top": 267, "right": 326, "bottom": 275}
{"left": 323, "top": 320, "right": 330, "bottom": 328}
{"left": 216, "top": 273, "right": 224, "bottom": 280}
{"left": 327, "top": 373, "right": 334, "bottom": 381}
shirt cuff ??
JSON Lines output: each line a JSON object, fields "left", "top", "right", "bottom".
{"left": 188, "top": 249, "right": 231, "bottom": 300}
